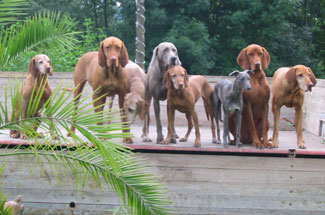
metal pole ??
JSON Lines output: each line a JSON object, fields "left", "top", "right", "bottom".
{"left": 135, "top": 0, "right": 145, "bottom": 70}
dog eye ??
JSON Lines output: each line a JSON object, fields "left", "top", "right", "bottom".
{"left": 116, "top": 46, "right": 121, "bottom": 51}
{"left": 39, "top": 61, "right": 43, "bottom": 64}
{"left": 172, "top": 74, "right": 176, "bottom": 78}
{"left": 181, "top": 74, "right": 184, "bottom": 77}
{"left": 258, "top": 53, "right": 263, "bottom": 56}
{"left": 298, "top": 74, "right": 303, "bottom": 77}
{"left": 128, "top": 108, "right": 134, "bottom": 112}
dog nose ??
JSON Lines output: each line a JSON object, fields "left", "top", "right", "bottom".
{"left": 46, "top": 67, "right": 51, "bottom": 73}
{"left": 308, "top": 83, "right": 313, "bottom": 91}
{"left": 255, "top": 62, "right": 261, "bottom": 68}
{"left": 171, "top": 56, "right": 177, "bottom": 65}
{"left": 110, "top": 56, "right": 117, "bottom": 64}
{"left": 179, "top": 82, "right": 184, "bottom": 88}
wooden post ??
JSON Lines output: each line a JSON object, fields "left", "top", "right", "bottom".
{"left": 135, "top": 0, "right": 145, "bottom": 70}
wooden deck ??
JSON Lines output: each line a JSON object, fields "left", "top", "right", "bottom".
{"left": 0, "top": 125, "right": 325, "bottom": 214}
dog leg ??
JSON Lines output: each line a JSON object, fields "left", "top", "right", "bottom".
{"left": 153, "top": 98, "right": 164, "bottom": 143}
{"left": 210, "top": 109, "right": 217, "bottom": 143}
{"left": 180, "top": 113, "right": 193, "bottom": 142}
{"left": 192, "top": 110, "right": 201, "bottom": 148}
{"left": 235, "top": 111, "right": 242, "bottom": 148}
{"left": 223, "top": 111, "right": 229, "bottom": 148}
{"left": 119, "top": 93, "right": 133, "bottom": 144}
{"left": 163, "top": 105, "right": 175, "bottom": 145}
{"left": 246, "top": 103, "right": 264, "bottom": 148}
{"left": 141, "top": 112, "right": 152, "bottom": 142}
{"left": 214, "top": 104, "right": 221, "bottom": 144}
{"left": 272, "top": 104, "right": 281, "bottom": 148}
{"left": 262, "top": 103, "right": 272, "bottom": 148}
{"left": 295, "top": 105, "right": 306, "bottom": 149}
{"left": 68, "top": 81, "right": 86, "bottom": 136}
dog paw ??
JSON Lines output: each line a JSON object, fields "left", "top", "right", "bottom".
{"left": 212, "top": 138, "right": 217, "bottom": 144}
{"left": 156, "top": 136, "right": 164, "bottom": 144}
{"left": 194, "top": 140, "right": 201, "bottom": 148}
{"left": 179, "top": 137, "right": 188, "bottom": 142}
{"left": 142, "top": 136, "right": 152, "bottom": 142}
{"left": 254, "top": 142, "right": 264, "bottom": 149}
{"left": 298, "top": 142, "right": 307, "bottom": 149}
{"left": 10, "top": 131, "right": 20, "bottom": 139}
{"left": 173, "top": 133, "right": 179, "bottom": 139}
{"left": 223, "top": 143, "right": 229, "bottom": 148}
{"left": 170, "top": 137, "right": 177, "bottom": 144}
{"left": 123, "top": 138, "right": 133, "bottom": 144}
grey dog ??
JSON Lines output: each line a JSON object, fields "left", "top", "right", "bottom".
{"left": 146, "top": 42, "right": 182, "bottom": 143}
{"left": 213, "top": 70, "right": 253, "bottom": 147}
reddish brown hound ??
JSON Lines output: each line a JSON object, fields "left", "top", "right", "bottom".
{"left": 163, "top": 66, "right": 216, "bottom": 147}
{"left": 272, "top": 65, "right": 317, "bottom": 149}
{"left": 10, "top": 54, "right": 53, "bottom": 139}
{"left": 229, "top": 44, "right": 271, "bottom": 148}
{"left": 69, "top": 36, "right": 132, "bottom": 143}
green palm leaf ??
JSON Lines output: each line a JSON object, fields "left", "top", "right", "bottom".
{"left": 0, "top": 0, "right": 28, "bottom": 26}
{"left": 0, "top": 80, "right": 173, "bottom": 215}
{"left": 0, "top": 11, "right": 79, "bottom": 69}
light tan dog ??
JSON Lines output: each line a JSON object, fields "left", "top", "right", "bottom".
{"left": 271, "top": 65, "right": 317, "bottom": 149}
{"left": 163, "top": 66, "right": 216, "bottom": 147}
{"left": 69, "top": 36, "right": 132, "bottom": 143}
{"left": 229, "top": 44, "right": 271, "bottom": 148}
{"left": 10, "top": 54, "right": 53, "bottom": 139}
{"left": 108, "top": 60, "right": 150, "bottom": 141}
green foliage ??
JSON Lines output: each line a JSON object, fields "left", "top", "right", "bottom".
{"left": 0, "top": 11, "right": 79, "bottom": 70}
{"left": 0, "top": 0, "right": 28, "bottom": 26}
{"left": 164, "top": 17, "right": 216, "bottom": 75}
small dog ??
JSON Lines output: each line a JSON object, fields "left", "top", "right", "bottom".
{"left": 213, "top": 70, "right": 253, "bottom": 147}
{"left": 271, "top": 65, "right": 317, "bottom": 149}
{"left": 4, "top": 195, "right": 24, "bottom": 215}
{"left": 10, "top": 54, "right": 53, "bottom": 139}
{"left": 163, "top": 65, "right": 216, "bottom": 147}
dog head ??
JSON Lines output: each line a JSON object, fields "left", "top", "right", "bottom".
{"left": 286, "top": 65, "right": 317, "bottom": 92}
{"left": 237, "top": 44, "right": 270, "bottom": 72}
{"left": 229, "top": 69, "right": 253, "bottom": 91}
{"left": 28, "top": 54, "right": 53, "bottom": 77}
{"left": 153, "top": 42, "right": 181, "bottom": 71}
{"left": 98, "top": 36, "right": 129, "bottom": 69}
{"left": 4, "top": 195, "right": 24, "bottom": 215}
{"left": 163, "top": 65, "right": 189, "bottom": 90}
{"left": 124, "top": 92, "right": 149, "bottom": 123}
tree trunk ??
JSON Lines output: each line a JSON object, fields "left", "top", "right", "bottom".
{"left": 135, "top": 0, "right": 145, "bottom": 70}
{"left": 92, "top": 0, "right": 98, "bottom": 28}
{"left": 103, "top": 0, "right": 108, "bottom": 35}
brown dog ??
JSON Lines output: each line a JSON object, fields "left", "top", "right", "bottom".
{"left": 229, "top": 44, "right": 271, "bottom": 148}
{"left": 163, "top": 66, "right": 216, "bottom": 147}
{"left": 108, "top": 60, "right": 150, "bottom": 141}
{"left": 10, "top": 54, "right": 53, "bottom": 139}
{"left": 271, "top": 65, "right": 317, "bottom": 149}
{"left": 69, "top": 36, "right": 132, "bottom": 143}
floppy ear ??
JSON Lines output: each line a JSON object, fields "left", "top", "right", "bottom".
{"left": 229, "top": 70, "right": 240, "bottom": 77}
{"left": 28, "top": 57, "right": 37, "bottom": 76}
{"left": 308, "top": 67, "right": 317, "bottom": 86}
{"left": 176, "top": 55, "right": 182, "bottom": 66}
{"left": 163, "top": 70, "right": 172, "bottom": 89}
{"left": 262, "top": 47, "right": 271, "bottom": 69}
{"left": 119, "top": 42, "right": 129, "bottom": 67}
{"left": 237, "top": 48, "right": 250, "bottom": 70}
{"left": 98, "top": 41, "right": 106, "bottom": 67}
{"left": 286, "top": 67, "right": 297, "bottom": 89}
{"left": 184, "top": 69, "right": 189, "bottom": 88}
{"left": 136, "top": 99, "right": 149, "bottom": 120}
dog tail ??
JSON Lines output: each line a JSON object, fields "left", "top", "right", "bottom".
{"left": 202, "top": 97, "right": 210, "bottom": 121}
{"left": 61, "top": 87, "right": 74, "bottom": 92}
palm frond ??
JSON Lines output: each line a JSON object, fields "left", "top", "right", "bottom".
{"left": 0, "top": 0, "right": 29, "bottom": 26}
{"left": 0, "top": 80, "right": 173, "bottom": 215}
{"left": 0, "top": 11, "right": 79, "bottom": 69}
